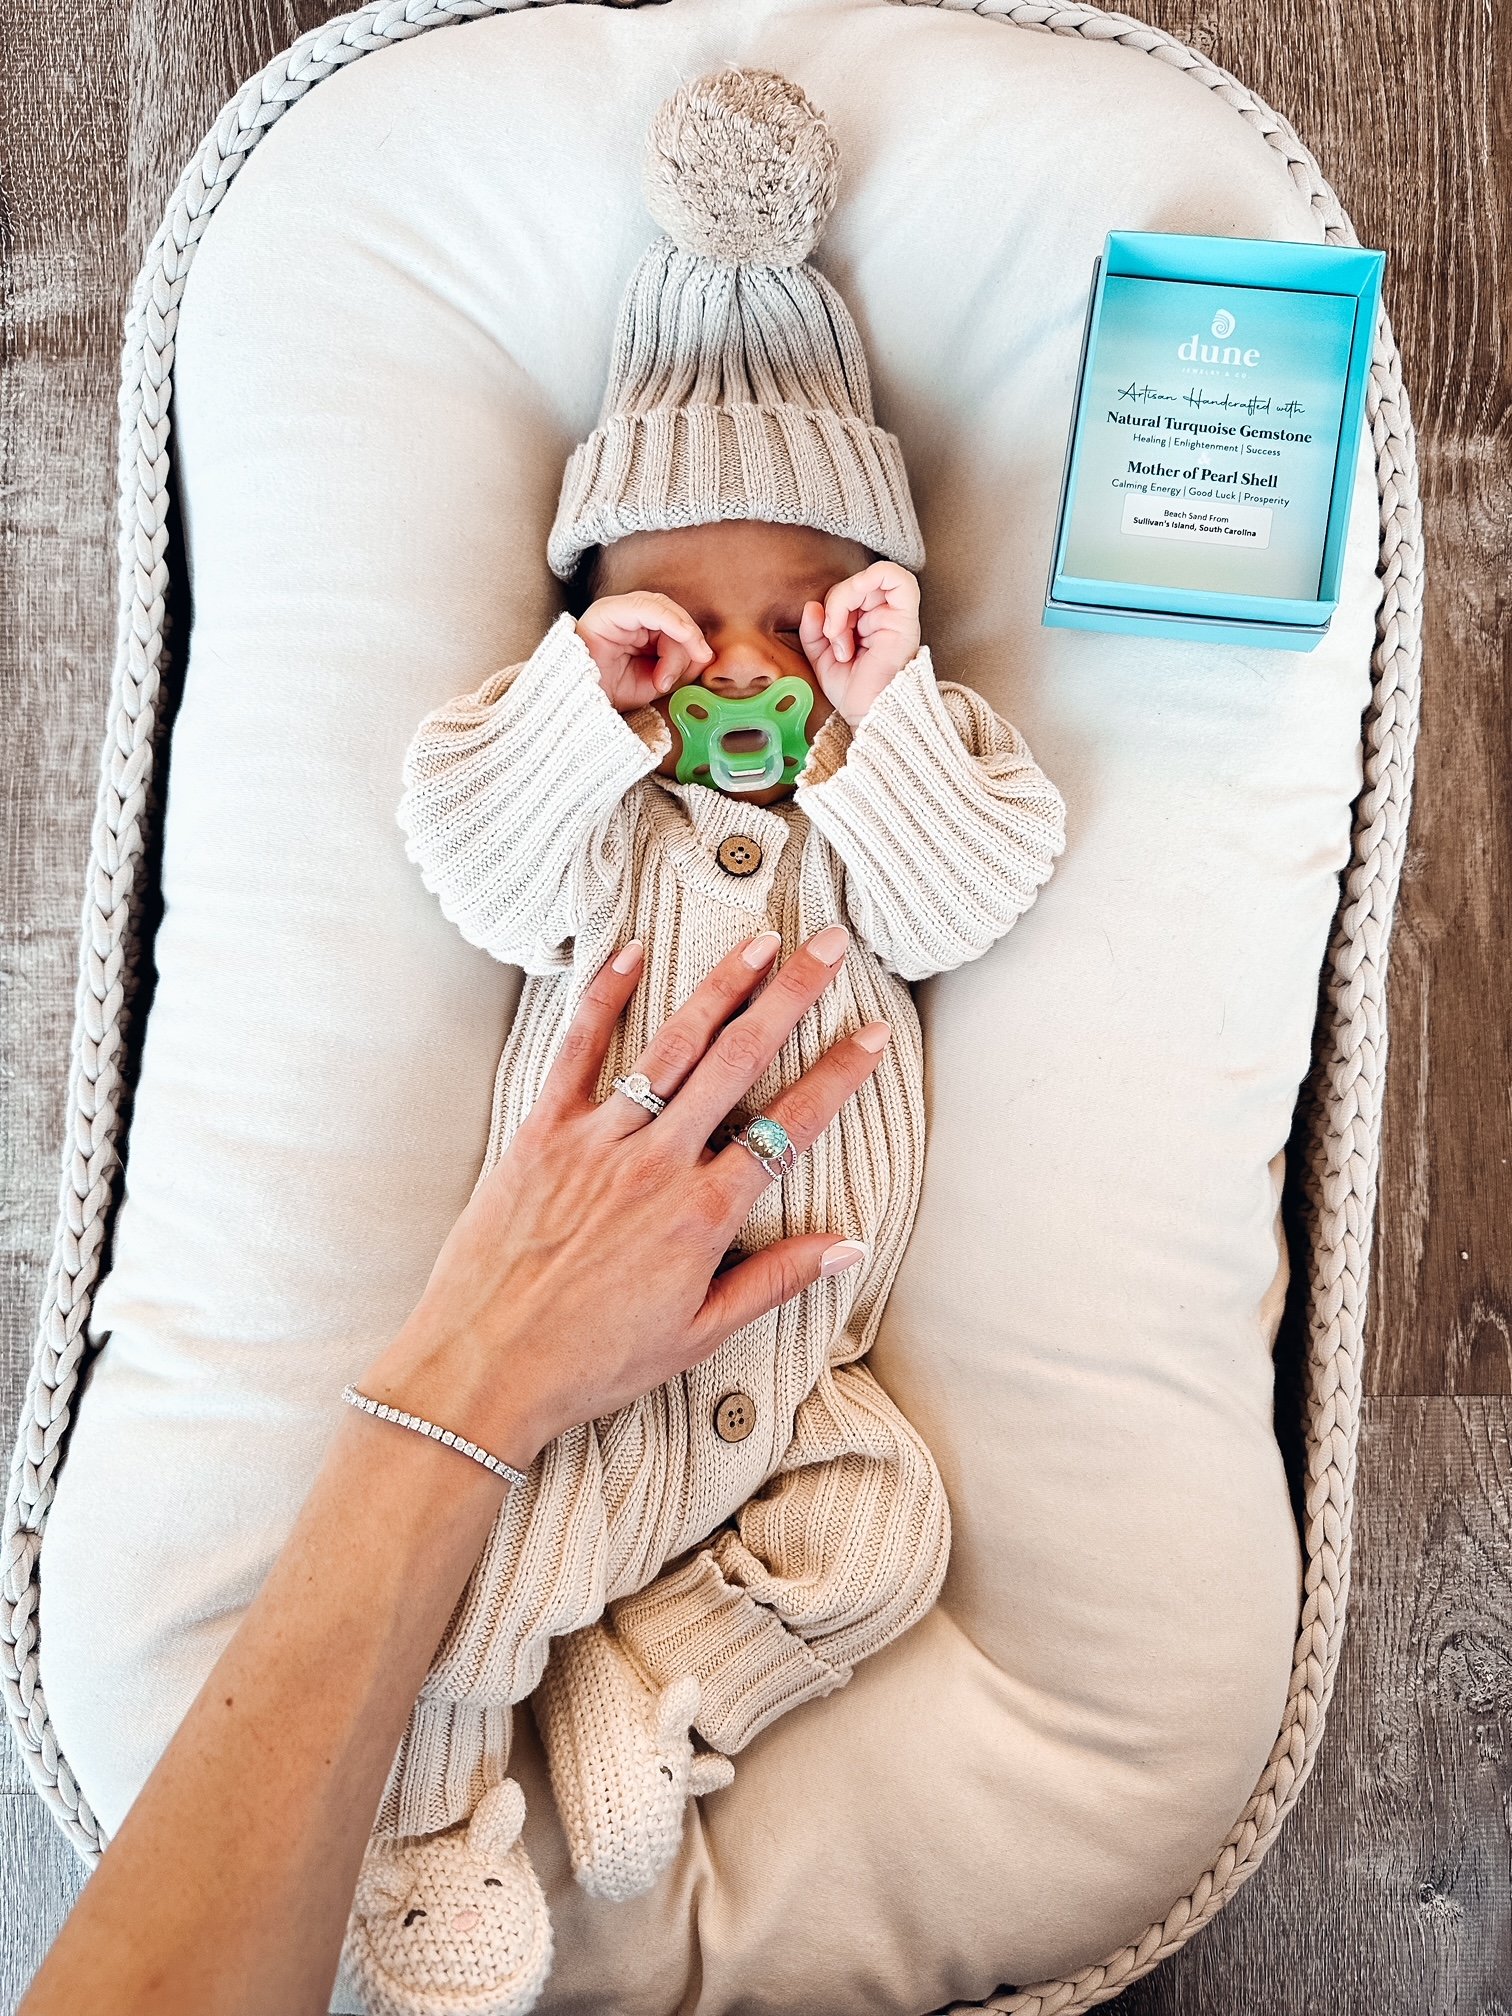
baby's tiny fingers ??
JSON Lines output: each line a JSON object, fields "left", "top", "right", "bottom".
{"left": 798, "top": 602, "right": 834, "bottom": 668}
{"left": 821, "top": 586, "right": 860, "bottom": 661}
{"left": 639, "top": 599, "right": 711, "bottom": 664}
{"left": 653, "top": 638, "right": 697, "bottom": 690}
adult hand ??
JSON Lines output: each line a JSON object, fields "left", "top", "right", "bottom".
{"left": 576, "top": 590, "right": 715, "bottom": 709}
{"left": 360, "top": 922, "right": 888, "bottom": 1473}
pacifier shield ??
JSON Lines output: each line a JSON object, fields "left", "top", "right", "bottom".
{"left": 669, "top": 678, "right": 814, "bottom": 792}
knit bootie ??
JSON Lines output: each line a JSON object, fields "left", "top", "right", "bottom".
{"left": 533, "top": 1618, "right": 735, "bottom": 1901}
{"left": 341, "top": 1779, "right": 554, "bottom": 2016}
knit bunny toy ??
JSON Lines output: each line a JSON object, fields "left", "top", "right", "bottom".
{"left": 534, "top": 1628, "right": 735, "bottom": 1902}
{"left": 342, "top": 62, "right": 1066, "bottom": 2016}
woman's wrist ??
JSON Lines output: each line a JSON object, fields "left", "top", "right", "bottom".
{"left": 357, "top": 1315, "right": 552, "bottom": 1481}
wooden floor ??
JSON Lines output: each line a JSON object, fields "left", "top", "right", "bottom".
{"left": 1, "top": 3, "right": 1507, "bottom": 2012}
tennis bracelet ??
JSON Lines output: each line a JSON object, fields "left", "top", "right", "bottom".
{"left": 340, "top": 1383, "right": 531, "bottom": 1489}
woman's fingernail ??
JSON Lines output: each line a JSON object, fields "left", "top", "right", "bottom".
{"left": 854, "top": 1021, "right": 891, "bottom": 1052}
{"left": 810, "top": 924, "right": 850, "bottom": 965}
{"left": 611, "top": 939, "right": 644, "bottom": 973}
{"left": 742, "top": 931, "right": 782, "bottom": 968}
{"left": 820, "top": 1240, "right": 868, "bottom": 1277}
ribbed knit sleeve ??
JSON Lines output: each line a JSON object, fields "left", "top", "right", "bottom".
{"left": 793, "top": 647, "right": 1068, "bottom": 982}
{"left": 396, "top": 610, "right": 670, "bottom": 974}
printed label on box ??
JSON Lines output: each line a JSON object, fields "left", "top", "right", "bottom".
{"left": 1062, "top": 274, "right": 1355, "bottom": 601}
{"left": 1119, "top": 495, "right": 1274, "bottom": 548}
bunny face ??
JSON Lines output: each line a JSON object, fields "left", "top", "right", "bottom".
{"left": 344, "top": 1781, "right": 553, "bottom": 2016}
{"left": 627, "top": 1671, "right": 738, "bottom": 1822}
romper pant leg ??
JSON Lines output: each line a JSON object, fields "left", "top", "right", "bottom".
{"left": 606, "top": 1356, "right": 951, "bottom": 1755}
{"left": 375, "top": 1423, "right": 612, "bottom": 1839}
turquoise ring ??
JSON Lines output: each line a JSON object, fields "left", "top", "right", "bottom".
{"left": 730, "top": 1113, "right": 797, "bottom": 1181}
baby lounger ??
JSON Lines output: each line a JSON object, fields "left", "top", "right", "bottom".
{"left": 3, "top": 2, "right": 1423, "bottom": 2012}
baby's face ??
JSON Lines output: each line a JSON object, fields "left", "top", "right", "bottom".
{"left": 592, "top": 520, "right": 874, "bottom": 807}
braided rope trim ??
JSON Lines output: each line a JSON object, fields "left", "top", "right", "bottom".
{"left": 0, "top": 3, "right": 1421, "bottom": 2012}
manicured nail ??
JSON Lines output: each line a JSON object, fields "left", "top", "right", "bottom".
{"left": 854, "top": 1021, "right": 891, "bottom": 1052}
{"left": 810, "top": 924, "right": 850, "bottom": 965}
{"left": 742, "top": 931, "right": 782, "bottom": 968}
{"left": 611, "top": 939, "right": 643, "bottom": 973}
{"left": 820, "top": 1240, "right": 868, "bottom": 1277}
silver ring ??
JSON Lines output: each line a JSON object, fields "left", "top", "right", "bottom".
{"left": 611, "top": 1071, "right": 667, "bottom": 1117}
{"left": 729, "top": 1113, "right": 797, "bottom": 1181}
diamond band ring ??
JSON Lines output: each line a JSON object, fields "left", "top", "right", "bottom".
{"left": 611, "top": 1071, "right": 667, "bottom": 1117}
{"left": 729, "top": 1113, "right": 798, "bottom": 1181}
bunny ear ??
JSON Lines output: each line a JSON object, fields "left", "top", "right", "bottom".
{"left": 468, "top": 1777, "right": 527, "bottom": 1861}
{"left": 653, "top": 1674, "right": 701, "bottom": 1749}
{"left": 352, "top": 1849, "right": 414, "bottom": 1921}
{"left": 689, "top": 1751, "right": 736, "bottom": 1798}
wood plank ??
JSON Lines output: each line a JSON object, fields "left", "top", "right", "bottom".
{"left": 0, "top": 0, "right": 131, "bottom": 1802}
{"left": 0, "top": 1789, "right": 86, "bottom": 2011}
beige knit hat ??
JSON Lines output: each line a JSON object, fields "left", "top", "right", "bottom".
{"left": 546, "top": 64, "right": 925, "bottom": 583}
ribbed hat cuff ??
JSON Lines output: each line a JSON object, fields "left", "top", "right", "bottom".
{"left": 547, "top": 402, "right": 926, "bottom": 581}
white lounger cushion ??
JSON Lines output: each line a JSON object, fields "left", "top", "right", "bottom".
{"left": 38, "top": 1, "right": 1383, "bottom": 2009}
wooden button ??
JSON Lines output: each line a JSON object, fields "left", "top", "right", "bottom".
{"left": 715, "top": 834, "right": 763, "bottom": 877}
{"left": 713, "top": 1391, "right": 756, "bottom": 1443}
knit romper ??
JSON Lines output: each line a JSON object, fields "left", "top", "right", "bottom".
{"left": 378, "top": 609, "right": 1067, "bottom": 1844}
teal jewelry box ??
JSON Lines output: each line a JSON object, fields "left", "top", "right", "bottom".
{"left": 1043, "top": 231, "right": 1385, "bottom": 651}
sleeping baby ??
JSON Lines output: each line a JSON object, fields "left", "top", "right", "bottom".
{"left": 342, "top": 64, "right": 1068, "bottom": 2016}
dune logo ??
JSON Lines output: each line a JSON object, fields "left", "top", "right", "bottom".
{"left": 1178, "top": 306, "right": 1260, "bottom": 367}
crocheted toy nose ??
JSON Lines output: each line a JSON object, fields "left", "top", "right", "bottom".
{"left": 451, "top": 1908, "right": 481, "bottom": 1932}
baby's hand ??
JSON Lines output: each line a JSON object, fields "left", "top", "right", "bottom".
{"left": 576, "top": 592, "right": 714, "bottom": 712}
{"left": 798, "top": 562, "right": 922, "bottom": 729}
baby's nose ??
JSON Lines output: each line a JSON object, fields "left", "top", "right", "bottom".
{"left": 704, "top": 659, "right": 776, "bottom": 698}
{"left": 451, "top": 1908, "right": 481, "bottom": 1933}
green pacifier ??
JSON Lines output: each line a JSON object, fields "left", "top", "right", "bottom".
{"left": 669, "top": 677, "right": 814, "bottom": 793}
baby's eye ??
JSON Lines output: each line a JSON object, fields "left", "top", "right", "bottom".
{"left": 403, "top": 1907, "right": 427, "bottom": 1927}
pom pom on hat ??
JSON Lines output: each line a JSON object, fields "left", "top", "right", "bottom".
{"left": 643, "top": 64, "right": 841, "bottom": 267}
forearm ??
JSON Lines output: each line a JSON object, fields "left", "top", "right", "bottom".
{"left": 22, "top": 1397, "right": 518, "bottom": 2016}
